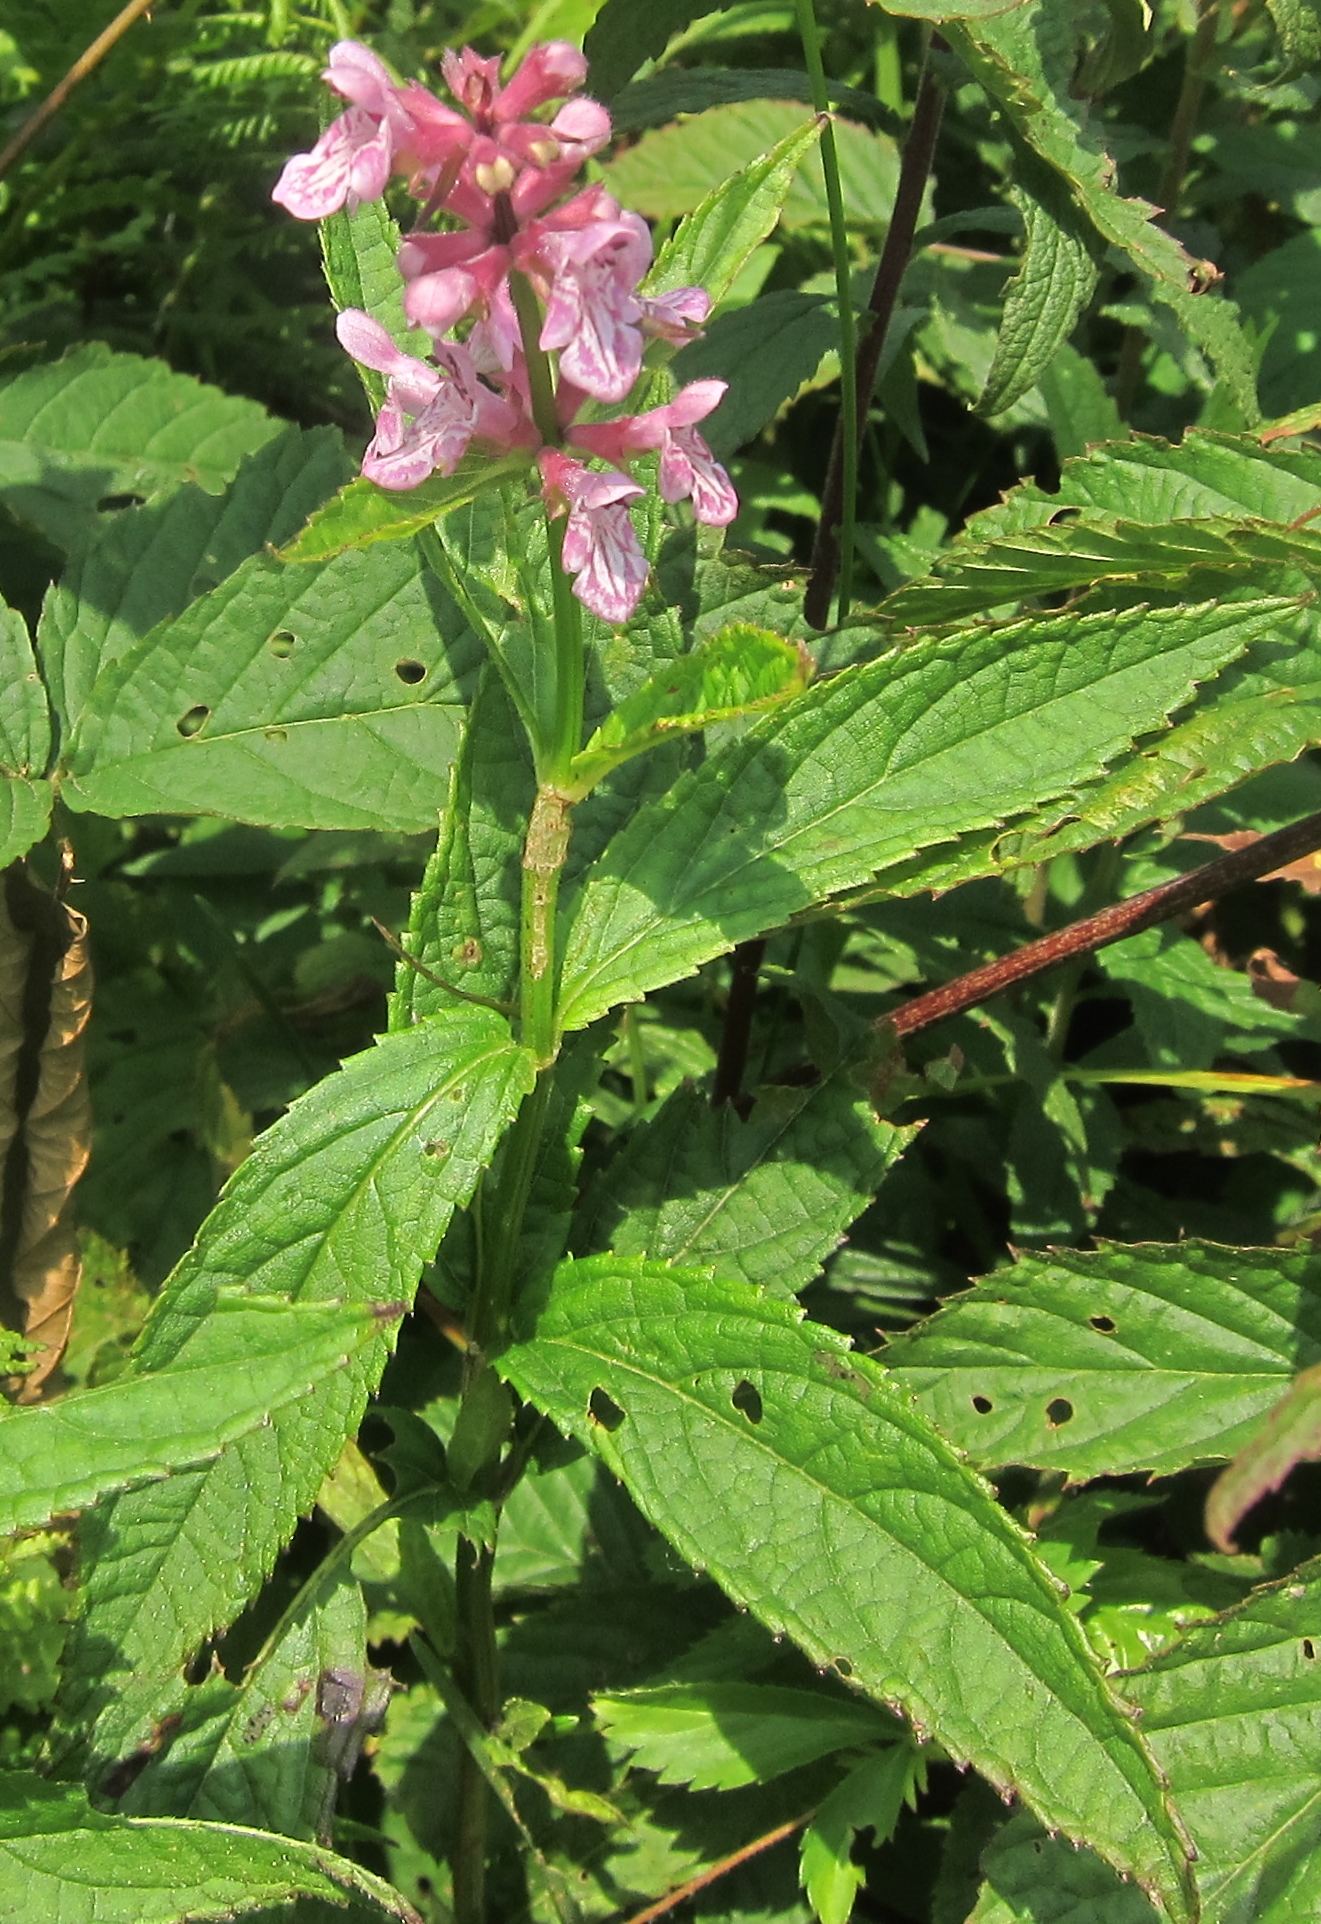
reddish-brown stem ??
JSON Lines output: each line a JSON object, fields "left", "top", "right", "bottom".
{"left": 0, "top": 0, "right": 156, "bottom": 181}
{"left": 881, "top": 810, "right": 1321, "bottom": 1044}
{"left": 804, "top": 45, "right": 947, "bottom": 629}
{"left": 623, "top": 1813, "right": 812, "bottom": 1924}
{"left": 712, "top": 938, "right": 767, "bottom": 1109}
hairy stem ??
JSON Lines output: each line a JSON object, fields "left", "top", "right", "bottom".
{"left": 805, "top": 37, "right": 946, "bottom": 630}
{"left": 795, "top": 0, "right": 859, "bottom": 620}
{"left": 452, "top": 1536, "right": 499, "bottom": 1924}
{"left": 1115, "top": 1, "right": 1221, "bottom": 418}
{"left": 879, "top": 810, "right": 1321, "bottom": 1054}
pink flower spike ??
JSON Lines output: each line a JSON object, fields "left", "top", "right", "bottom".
{"left": 272, "top": 106, "right": 393, "bottom": 219}
{"left": 442, "top": 46, "right": 503, "bottom": 116}
{"left": 322, "top": 40, "right": 398, "bottom": 113}
{"left": 335, "top": 310, "right": 441, "bottom": 411}
{"left": 493, "top": 41, "right": 588, "bottom": 121}
{"left": 534, "top": 212, "right": 653, "bottom": 402}
{"left": 541, "top": 452, "right": 649, "bottom": 624}
{"left": 569, "top": 378, "right": 736, "bottom": 524}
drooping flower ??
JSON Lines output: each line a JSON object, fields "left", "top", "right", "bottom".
{"left": 272, "top": 42, "right": 422, "bottom": 218}
{"left": 337, "top": 310, "right": 532, "bottom": 489}
{"left": 541, "top": 451, "right": 648, "bottom": 623}
{"left": 569, "top": 380, "right": 738, "bottom": 525}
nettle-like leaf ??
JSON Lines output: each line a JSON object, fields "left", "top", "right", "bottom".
{"left": 278, "top": 453, "right": 535, "bottom": 565}
{"left": 54, "top": 1008, "right": 535, "bottom": 1778}
{"left": 978, "top": 155, "right": 1103, "bottom": 419}
{"left": 501, "top": 1257, "right": 1197, "bottom": 1922}
{"left": 645, "top": 113, "right": 826, "bottom": 304}
{"left": 882, "top": 1242, "right": 1321, "bottom": 1478}
{"left": 554, "top": 597, "right": 1291, "bottom": 1031}
{"left": 120, "top": 1568, "right": 370, "bottom": 1837}
{"left": 566, "top": 624, "right": 809, "bottom": 795}
{"left": 1205, "top": 1363, "right": 1321, "bottom": 1553}
{"left": 0, "top": 1769, "right": 420, "bottom": 1922}
{"left": 946, "top": 3, "right": 1259, "bottom": 414}
{"left": 606, "top": 101, "right": 897, "bottom": 234}
{"left": 610, "top": 69, "right": 905, "bottom": 139}
{"left": 802, "top": 1746, "right": 918, "bottom": 1924}
{"left": 1099, "top": 925, "right": 1317, "bottom": 1069}
{"left": 0, "top": 1294, "right": 399, "bottom": 1537}
{"left": 0, "top": 591, "right": 53, "bottom": 865}
{"left": 583, "top": 0, "right": 713, "bottom": 99}
{"left": 1129, "top": 1557, "right": 1321, "bottom": 1922}
{"left": 37, "top": 423, "right": 351, "bottom": 732}
{"left": 966, "top": 1809, "right": 1160, "bottom": 1923}
{"left": 320, "top": 196, "right": 410, "bottom": 409}
{"left": 575, "top": 1063, "right": 911, "bottom": 1297}
{"left": 594, "top": 1682, "right": 895, "bottom": 1790}
{"left": 0, "top": 344, "right": 282, "bottom": 553}
{"left": 61, "top": 539, "right": 483, "bottom": 831}
{"left": 672, "top": 290, "right": 842, "bottom": 458}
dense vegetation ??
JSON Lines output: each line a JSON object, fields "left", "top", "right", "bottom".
{"left": 3, "top": 1, "right": 1321, "bottom": 1920}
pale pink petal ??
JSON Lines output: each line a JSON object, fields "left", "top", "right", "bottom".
{"left": 550, "top": 96, "right": 611, "bottom": 156}
{"left": 335, "top": 310, "right": 441, "bottom": 412}
{"left": 324, "top": 41, "right": 397, "bottom": 113}
{"left": 659, "top": 427, "right": 738, "bottom": 525}
{"left": 541, "top": 454, "right": 648, "bottom": 622}
{"left": 272, "top": 108, "right": 391, "bottom": 218}
{"left": 493, "top": 41, "right": 587, "bottom": 121}
{"left": 639, "top": 286, "right": 712, "bottom": 342}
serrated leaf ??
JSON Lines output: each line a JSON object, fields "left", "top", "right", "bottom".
{"left": 278, "top": 453, "right": 534, "bottom": 564}
{"left": 0, "top": 593, "right": 52, "bottom": 865}
{"left": 672, "top": 292, "right": 842, "bottom": 457}
{"left": 119, "top": 1570, "right": 369, "bottom": 1838}
{"left": 610, "top": 69, "right": 905, "bottom": 138}
{"left": 607, "top": 101, "right": 896, "bottom": 233}
{"left": 1129, "top": 1557, "right": 1321, "bottom": 1922}
{"left": 501, "top": 1257, "right": 1197, "bottom": 1921}
{"left": 978, "top": 162, "right": 1103, "bottom": 419}
{"left": 319, "top": 198, "right": 410, "bottom": 412}
{"left": 0, "top": 345, "right": 281, "bottom": 552}
{"left": 0, "top": 1768, "right": 420, "bottom": 1922}
{"left": 801, "top": 1747, "right": 916, "bottom": 1924}
{"left": 53, "top": 1008, "right": 534, "bottom": 1778}
{"left": 1205, "top": 1363, "right": 1321, "bottom": 1553}
{"left": 576, "top": 1064, "right": 911, "bottom": 1297}
{"left": 568, "top": 625, "right": 809, "bottom": 795}
{"left": 0, "top": 1294, "right": 396, "bottom": 1536}
{"left": 1264, "top": 0, "right": 1321, "bottom": 69}
{"left": 966, "top": 1809, "right": 1160, "bottom": 1923}
{"left": 947, "top": 5, "right": 1258, "bottom": 415}
{"left": 645, "top": 114, "right": 827, "bottom": 305}
{"left": 1099, "top": 925, "right": 1312, "bottom": 1069}
{"left": 555, "top": 598, "right": 1290, "bottom": 1032}
{"left": 62, "top": 541, "right": 483, "bottom": 831}
{"left": 883, "top": 1242, "right": 1321, "bottom": 1479}
{"left": 595, "top": 1682, "right": 893, "bottom": 1790}
{"left": 37, "top": 424, "right": 350, "bottom": 732}
{"left": 1236, "top": 231, "right": 1321, "bottom": 419}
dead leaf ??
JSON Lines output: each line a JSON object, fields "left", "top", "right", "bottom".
{"left": 1183, "top": 829, "right": 1321, "bottom": 894}
{"left": 0, "top": 860, "right": 92, "bottom": 1402}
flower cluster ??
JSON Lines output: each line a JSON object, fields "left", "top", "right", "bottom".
{"left": 273, "top": 40, "right": 737, "bottom": 623}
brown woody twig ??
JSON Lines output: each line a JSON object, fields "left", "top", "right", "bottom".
{"left": 0, "top": 0, "right": 157, "bottom": 182}
{"left": 622, "top": 1813, "right": 812, "bottom": 1924}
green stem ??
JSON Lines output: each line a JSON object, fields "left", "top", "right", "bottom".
{"left": 474, "top": 1066, "right": 554, "bottom": 1353}
{"left": 795, "top": 0, "right": 858, "bottom": 622}
{"left": 508, "top": 267, "right": 561, "bottom": 450}
{"left": 452, "top": 1536, "right": 498, "bottom": 1924}
{"left": 544, "top": 515, "right": 585, "bottom": 785}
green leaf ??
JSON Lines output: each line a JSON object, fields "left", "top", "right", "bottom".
{"left": 672, "top": 292, "right": 842, "bottom": 457}
{"left": 0, "top": 1769, "right": 420, "bottom": 1922}
{"left": 965, "top": 1810, "right": 1160, "bottom": 1923}
{"left": 946, "top": 5, "right": 1259, "bottom": 415}
{"left": 501, "top": 1257, "right": 1197, "bottom": 1921}
{"left": 583, "top": 0, "right": 711, "bottom": 98}
{"left": 576, "top": 1063, "right": 911, "bottom": 1297}
{"left": 610, "top": 69, "right": 905, "bottom": 138}
{"left": 53, "top": 1008, "right": 535, "bottom": 1777}
{"left": 319, "top": 198, "right": 410, "bottom": 411}
{"left": 0, "top": 344, "right": 281, "bottom": 552}
{"left": 882, "top": 1242, "right": 1321, "bottom": 1479}
{"left": 1235, "top": 231, "right": 1321, "bottom": 419}
{"left": 389, "top": 667, "right": 532, "bottom": 1028}
{"left": 607, "top": 101, "right": 897, "bottom": 233}
{"left": 978, "top": 161, "right": 1103, "bottom": 419}
{"left": 278, "top": 454, "right": 534, "bottom": 565}
{"left": 1038, "top": 342, "right": 1125, "bottom": 459}
{"left": 1263, "top": 0, "right": 1321, "bottom": 76}
{"left": 0, "top": 592, "right": 52, "bottom": 864}
{"left": 37, "top": 424, "right": 350, "bottom": 732}
{"left": 555, "top": 597, "right": 1290, "bottom": 1032}
{"left": 801, "top": 1747, "right": 917, "bottom": 1924}
{"left": 645, "top": 115, "right": 827, "bottom": 305}
{"left": 567, "top": 625, "right": 810, "bottom": 795}
{"left": 1205, "top": 1362, "right": 1321, "bottom": 1553}
{"left": 1099, "top": 925, "right": 1312, "bottom": 1069}
{"left": 62, "top": 541, "right": 483, "bottom": 831}
{"left": 1129, "top": 1557, "right": 1321, "bottom": 1922}
{"left": 119, "top": 1570, "right": 370, "bottom": 1837}
{"left": 0, "top": 1294, "right": 400, "bottom": 1538}
{"left": 594, "top": 1682, "right": 894, "bottom": 1790}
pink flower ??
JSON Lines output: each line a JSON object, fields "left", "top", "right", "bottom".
{"left": 398, "top": 228, "right": 511, "bottom": 338}
{"left": 569, "top": 380, "right": 738, "bottom": 525}
{"left": 541, "top": 451, "right": 648, "bottom": 623}
{"left": 337, "top": 310, "right": 531, "bottom": 489}
{"left": 526, "top": 205, "right": 654, "bottom": 402}
{"left": 272, "top": 42, "right": 415, "bottom": 218}
{"left": 639, "top": 285, "right": 713, "bottom": 343}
